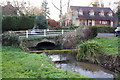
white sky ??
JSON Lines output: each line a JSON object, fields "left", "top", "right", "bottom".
{"left": 1, "top": 0, "right": 119, "bottom": 20}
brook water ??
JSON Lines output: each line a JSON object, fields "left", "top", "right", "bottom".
{"left": 47, "top": 53, "right": 115, "bottom": 78}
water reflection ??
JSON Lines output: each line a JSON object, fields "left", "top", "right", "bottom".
{"left": 48, "top": 54, "right": 114, "bottom": 78}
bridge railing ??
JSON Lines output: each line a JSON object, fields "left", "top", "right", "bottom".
{"left": 12, "top": 29, "right": 76, "bottom": 38}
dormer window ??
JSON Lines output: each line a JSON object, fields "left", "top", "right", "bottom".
{"left": 89, "top": 10, "right": 95, "bottom": 16}
{"left": 108, "top": 11, "right": 113, "bottom": 17}
{"left": 99, "top": 10, "right": 105, "bottom": 17}
{"left": 79, "top": 9, "right": 83, "bottom": 15}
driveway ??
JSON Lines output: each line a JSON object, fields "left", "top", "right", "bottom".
{"left": 97, "top": 33, "right": 115, "bottom": 38}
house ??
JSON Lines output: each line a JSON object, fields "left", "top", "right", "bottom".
{"left": 2, "top": 2, "right": 17, "bottom": 15}
{"left": 66, "top": 6, "right": 118, "bottom": 27}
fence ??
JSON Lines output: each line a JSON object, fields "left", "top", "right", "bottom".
{"left": 13, "top": 29, "right": 76, "bottom": 38}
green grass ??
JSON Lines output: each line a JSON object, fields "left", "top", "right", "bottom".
{"left": 2, "top": 46, "right": 88, "bottom": 78}
{"left": 22, "top": 36, "right": 58, "bottom": 41}
{"left": 93, "top": 37, "right": 119, "bottom": 54}
{"left": 0, "top": 46, "right": 2, "bottom": 79}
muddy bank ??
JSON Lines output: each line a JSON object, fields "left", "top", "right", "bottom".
{"left": 76, "top": 52, "right": 120, "bottom": 73}
{"left": 47, "top": 51, "right": 120, "bottom": 73}
{"left": 98, "top": 53, "right": 120, "bottom": 73}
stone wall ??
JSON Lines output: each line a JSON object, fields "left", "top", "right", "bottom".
{"left": 58, "top": 27, "right": 94, "bottom": 49}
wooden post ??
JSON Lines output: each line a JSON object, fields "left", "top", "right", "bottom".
{"left": 62, "top": 29, "right": 64, "bottom": 34}
{"left": 44, "top": 29, "right": 46, "bottom": 36}
{"left": 26, "top": 30, "right": 28, "bottom": 38}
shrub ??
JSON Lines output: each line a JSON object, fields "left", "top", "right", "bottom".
{"left": 91, "top": 27, "right": 98, "bottom": 37}
{"left": 2, "top": 31, "right": 28, "bottom": 51}
{"left": 115, "top": 73, "right": 120, "bottom": 80}
{"left": 56, "top": 26, "right": 79, "bottom": 30}
{"left": 48, "top": 19, "right": 59, "bottom": 28}
{"left": 34, "top": 14, "right": 48, "bottom": 29}
{"left": 76, "top": 40, "right": 101, "bottom": 63}
{"left": 2, "top": 15, "right": 35, "bottom": 31}
{"left": 2, "top": 31, "right": 21, "bottom": 47}
{"left": 56, "top": 26, "right": 116, "bottom": 33}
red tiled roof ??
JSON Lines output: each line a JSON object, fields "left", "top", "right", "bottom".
{"left": 70, "top": 6, "right": 118, "bottom": 21}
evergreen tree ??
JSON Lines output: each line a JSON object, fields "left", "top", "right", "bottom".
{"left": 41, "top": 0, "right": 50, "bottom": 18}
{"left": 116, "top": 7, "right": 120, "bottom": 26}
{"left": 116, "top": 8, "right": 120, "bottom": 17}
{"left": 34, "top": 14, "right": 48, "bottom": 29}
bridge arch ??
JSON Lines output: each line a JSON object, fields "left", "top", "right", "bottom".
{"left": 35, "top": 39, "right": 57, "bottom": 50}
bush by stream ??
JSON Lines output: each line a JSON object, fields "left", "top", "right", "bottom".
{"left": 76, "top": 40, "right": 102, "bottom": 63}
{"left": 76, "top": 37, "right": 120, "bottom": 72}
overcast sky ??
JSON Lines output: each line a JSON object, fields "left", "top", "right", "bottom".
{"left": 1, "top": 0, "right": 119, "bottom": 20}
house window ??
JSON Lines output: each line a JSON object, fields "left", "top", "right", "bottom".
{"left": 99, "top": 10, "right": 105, "bottom": 17}
{"left": 79, "top": 9, "right": 83, "bottom": 15}
{"left": 89, "top": 10, "right": 95, "bottom": 16}
{"left": 99, "top": 21, "right": 108, "bottom": 24}
{"left": 108, "top": 11, "right": 113, "bottom": 17}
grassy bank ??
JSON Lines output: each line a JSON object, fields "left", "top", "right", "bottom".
{"left": 2, "top": 46, "right": 88, "bottom": 78}
{"left": 93, "top": 37, "right": 119, "bottom": 54}
{"left": 22, "top": 36, "right": 58, "bottom": 41}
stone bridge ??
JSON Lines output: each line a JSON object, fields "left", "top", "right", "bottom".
{"left": 26, "top": 38, "right": 60, "bottom": 50}
{"left": 26, "top": 27, "right": 95, "bottom": 50}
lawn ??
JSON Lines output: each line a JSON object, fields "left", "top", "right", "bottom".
{"left": 93, "top": 37, "right": 119, "bottom": 54}
{"left": 2, "top": 46, "right": 88, "bottom": 78}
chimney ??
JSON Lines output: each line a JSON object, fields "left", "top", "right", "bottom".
{"left": 7, "top": 1, "right": 11, "bottom": 5}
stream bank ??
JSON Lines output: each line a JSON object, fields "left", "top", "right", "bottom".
{"left": 28, "top": 46, "right": 119, "bottom": 78}
{"left": 97, "top": 53, "right": 120, "bottom": 73}
{"left": 46, "top": 52, "right": 115, "bottom": 78}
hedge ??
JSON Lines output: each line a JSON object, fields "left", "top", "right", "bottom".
{"left": 56, "top": 26, "right": 80, "bottom": 30}
{"left": 2, "top": 15, "right": 36, "bottom": 31}
{"left": 56, "top": 26, "right": 116, "bottom": 33}
{"left": 92, "top": 26, "right": 116, "bottom": 33}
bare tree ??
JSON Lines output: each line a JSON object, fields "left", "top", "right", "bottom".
{"left": 29, "top": 6, "right": 43, "bottom": 15}
{"left": 12, "top": 0, "right": 32, "bottom": 15}
{"left": 0, "top": 0, "right": 33, "bottom": 15}
{"left": 52, "top": 0, "right": 62, "bottom": 26}
{"left": 67, "top": 0, "right": 70, "bottom": 12}
{"left": 52, "top": 0, "right": 70, "bottom": 26}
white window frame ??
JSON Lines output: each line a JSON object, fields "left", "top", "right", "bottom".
{"left": 79, "top": 9, "right": 83, "bottom": 16}
{"left": 79, "top": 11, "right": 83, "bottom": 15}
{"left": 99, "top": 12, "right": 105, "bottom": 17}
{"left": 99, "top": 10, "right": 105, "bottom": 17}
{"left": 89, "top": 10, "right": 95, "bottom": 16}
{"left": 99, "top": 21, "right": 108, "bottom": 24}
{"left": 108, "top": 12, "right": 113, "bottom": 17}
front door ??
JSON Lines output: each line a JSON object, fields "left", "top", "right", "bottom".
{"left": 88, "top": 20, "right": 92, "bottom": 26}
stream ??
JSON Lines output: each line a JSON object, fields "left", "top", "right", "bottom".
{"left": 47, "top": 53, "right": 115, "bottom": 79}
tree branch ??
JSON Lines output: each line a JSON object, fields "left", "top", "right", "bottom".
{"left": 51, "top": 0, "right": 60, "bottom": 11}
{"left": 67, "top": 0, "right": 70, "bottom": 12}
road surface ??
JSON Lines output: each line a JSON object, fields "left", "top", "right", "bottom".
{"left": 20, "top": 33, "right": 115, "bottom": 38}
{"left": 97, "top": 33, "right": 115, "bottom": 38}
